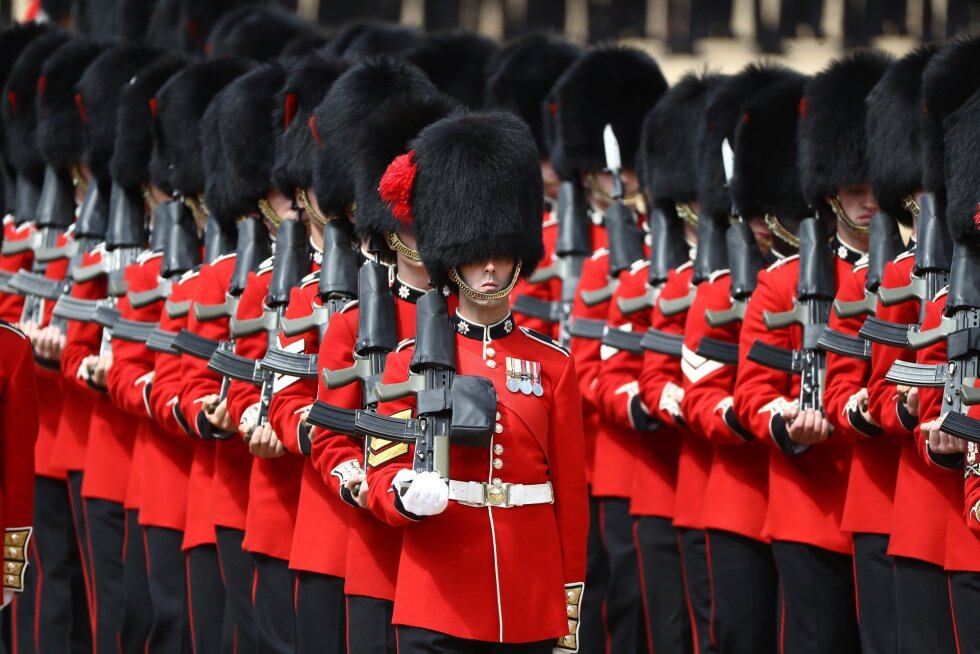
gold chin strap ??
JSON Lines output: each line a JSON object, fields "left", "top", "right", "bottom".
{"left": 141, "top": 184, "right": 159, "bottom": 212}
{"left": 675, "top": 202, "right": 699, "bottom": 228}
{"left": 296, "top": 187, "right": 327, "bottom": 226}
{"left": 903, "top": 195, "right": 920, "bottom": 220}
{"left": 585, "top": 173, "right": 645, "bottom": 211}
{"left": 183, "top": 193, "right": 209, "bottom": 225}
{"left": 829, "top": 195, "right": 870, "bottom": 235}
{"left": 449, "top": 261, "right": 523, "bottom": 302}
{"left": 70, "top": 164, "right": 88, "bottom": 198}
{"left": 257, "top": 198, "right": 281, "bottom": 228}
{"left": 387, "top": 232, "right": 420, "bottom": 261}
{"left": 764, "top": 214, "right": 800, "bottom": 248}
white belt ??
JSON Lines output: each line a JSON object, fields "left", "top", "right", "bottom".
{"left": 449, "top": 480, "right": 554, "bottom": 508}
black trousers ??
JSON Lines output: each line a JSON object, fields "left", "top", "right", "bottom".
{"left": 705, "top": 529, "right": 777, "bottom": 654}
{"left": 396, "top": 625, "right": 552, "bottom": 653}
{"left": 120, "top": 510, "right": 153, "bottom": 654}
{"left": 677, "top": 528, "right": 717, "bottom": 654}
{"left": 294, "top": 571, "right": 345, "bottom": 654}
{"left": 894, "top": 556, "right": 955, "bottom": 654}
{"left": 948, "top": 571, "right": 980, "bottom": 653}
{"left": 143, "top": 526, "right": 191, "bottom": 654}
{"left": 578, "top": 495, "right": 609, "bottom": 654}
{"left": 348, "top": 594, "right": 396, "bottom": 654}
{"left": 20, "top": 476, "right": 91, "bottom": 654}
{"left": 66, "top": 472, "right": 93, "bottom": 615}
{"left": 771, "top": 540, "right": 860, "bottom": 654}
{"left": 251, "top": 553, "right": 295, "bottom": 654}
{"left": 633, "top": 516, "right": 690, "bottom": 654}
{"left": 83, "top": 498, "right": 126, "bottom": 654}
{"left": 185, "top": 545, "right": 230, "bottom": 654}
{"left": 598, "top": 498, "right": 645, "bottom": 653}
{"left": 852, "top": 533, "right": 897, "bottom": 654}
{"left": 215, "top": 527, "right": 256, "bottom": 654}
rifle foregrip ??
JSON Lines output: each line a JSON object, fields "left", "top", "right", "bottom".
{"left": 281, "top": 312, "right": 320, "bottom": 338}
{"left": 618, "top": 291, "right": 653, "bottom": 316}
{"left": 834, "top": 294, "right": 876, "bottom": 318}
{"left": 581, "top": 281, "right": 617, "bottom": 307}
{"left": 659, "top": 291, "right": 694, "bottom": 317}
{"left": 705, "top": 303, "right": 744, "bottom": 327}
{"left": 906, "top": 322, "right": 952, "bottom": 350}
{"left": 322, "top": 365, "right": 361, "bottom": 389}
{"left": 763, "top": 308, "right": 798, "bottom": 330}
{"left": 72, "top": 262, "right": 107, "bottom": 283}
{"left": 374, "top": 378, "right": 419, "bottom": 403}
{"left": 877, "top": 283, "right": 919, "bottom": 306}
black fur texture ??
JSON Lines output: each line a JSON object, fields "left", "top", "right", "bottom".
{"left": 214, "top": 6, "right": 317, "bottom": 61}
{"left": 411, "top": 110, "right": 544, "bottom": 287}
{"left": 343, "top": 22, "right": 423, "bottom": 60}
{"left": 798, "top": 50, "right": 892, "bottom": 207}
{"left": 549, "top": 45, "right": 667, "bottom": 179}
{"left": 408, "top": 30, "right": 498, "bottom": 108}
{"left": 311, "top": 56, "right": 436, "bottom": 217}
{"left": 943, "top": 85, "right": 980, "bottom": 242}
{"left": 0, "top": 23, "right": 51, "bottom": 162}
{"left": 484, "top": 33, "right": 581, "bottom": 156}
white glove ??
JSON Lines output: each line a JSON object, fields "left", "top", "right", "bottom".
{"left": 393, "top": 469, "right": 448, "bottom": 517}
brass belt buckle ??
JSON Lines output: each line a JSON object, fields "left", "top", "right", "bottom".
{"left": 485, "top": 482, "right": 511, "bottom": 507}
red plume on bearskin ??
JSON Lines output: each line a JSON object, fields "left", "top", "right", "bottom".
{"left": 379, "top": 151, "right": 417, "bottom": 229}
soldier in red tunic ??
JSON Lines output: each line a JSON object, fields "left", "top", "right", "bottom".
{"left": 364, "top": 110, "right": 588, "bottom": 653}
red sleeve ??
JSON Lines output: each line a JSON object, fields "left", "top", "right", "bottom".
{"left": 569, "top": 253, "right": 610, "bottom": 408}
{"left": 268, "top": 284, "right": 320, "bottom": 454}
{"left": 823, "top": 266, "right": 873, "bottom": 441}
{"left": 0, "top": 222, "right": 34, "bottom": 323}
{"left": 680, "top": 276, "right": 748, "bottom": 446}
{"left": 60, "top": 250, "right": 107, "bottom": 394}
{"left": 225, "top": 272, "right": 269, "bottom": 424}
{"left": 638, "top": 268, "right": 690, "bottom": 427}
{"left": 1, "top": 326, "right": 39, "bottom": 529}
{"left": 107, "top": 259, "right": 160, "bottom": 418}
{"left": 912, "top": 294, "right": 955, "bottom": 470}
{"left": 149, "top": 276, "right": 195, "bottom": 435}
{"left": 309, "top": 309, "right": 365, "bottom": 496}
{"left": 37, "top": 233, "right": 70, "bottom": 328}
{"left": 733, "top": 262, "right": 799, "bottom": 447}
{"left": 511, "top": 221, "right": 560, "bottom": 340}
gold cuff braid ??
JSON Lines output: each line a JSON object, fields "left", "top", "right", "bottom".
{"left": 556, "top": 582, "right": 584, "bottom": 652}
{"left": 3, "top": 528, "right": 31, "bottom": 592}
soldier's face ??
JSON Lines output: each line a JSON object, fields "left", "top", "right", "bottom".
{"left": 833, "top": 184, "right": 877, "bottom": 228}
{"left": 541, "top": 161, "right": 559, "bottom": 200}
{"left": 458, "top": 257, "right": 517, "bottom": 301}
{"left": 746, "top": 216, "right": 773, "bottom": 255}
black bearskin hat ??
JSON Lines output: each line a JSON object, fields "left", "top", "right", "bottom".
{"left": 322, "top": 21, "right": 375, "bottom": 58}
{"left": 153, "top": 57, "right": 251, "bottom": 196}
{"left": 485, "top": 33, "right": 581, "bottom": 157}
{"left": 943, "top": 86, "right": 980, "bottom": 243}
{"left": 550, "top": 45, "right": 667, "bottom": 179}
{"left": 408, "top": 30, "right": 498, "bottom": 108}
{"left": 920, "top": 34, "right": 980, "bottom": 199}
{"left": 386, "top": 110, "right": 544, "bottom": 287}
{"left": 144, "top": 0, "right": 184, "bottom": 51}
{"left": 214, "top": 7, "right": 318, "bottom": 62}
{"left": 354, "top": 90, "right": 457, "bottom": 240}
{"left": 731, "top": 76, "right": 810, "bottom": 227}
{"left": 111, "top": 55, "right": 184, "bottom": 195}
{"left": 641, "top": 70, "right": 723, "bottom": 207}
{"left": 0, "top": 23, "right": 50, "bottom": 160}
{"left": 865, "top": 45, "right": 939, "bottom": 224}
{"left": 342, "top": 22, "right": 423, "bottom": 60}
{"left": 280, "top": 32, "right": 329, "bottom": 58}
{"left": 2, "top": 30, "right": 69, "bottom": 182}
{"left": 36, "top": 38, "right": 105, "bottom": 171}
{"left": 118, "top": 0, "right": 159, "bottom": 41}
{"left": 272, "top": 51, "right": 348, "bottom": 196}
{"left": 77, "top": 45, "right": 161, "bottom": 189}
{"left": 696, "top": 62, "right": 801, "bottom": 220}
{"left": 311, "top": 56, "right": 437, "bottom": 217}
{"left": 180, "top": 0, "right": 263, "bottom": 55}
{"left": 797, "top": 50, "right": 892, "bottom": 208}
{"left": 207, "top": 63, "right": 287, "bottom": 225}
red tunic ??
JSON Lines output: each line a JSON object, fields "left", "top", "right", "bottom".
{"left": 734, "top": 253, "right": 855, "bottom": 555}
{"left": 0, "top": 321, "right": 40, "bottom": 532}
{"left": 367, "top": 321, "right": 588, "bottom": 644}
{"left": 511, "top": 212, "right": 559, "bottom": 339}
{"left": 0, "top": 218, "right": 35, "bottom": 322}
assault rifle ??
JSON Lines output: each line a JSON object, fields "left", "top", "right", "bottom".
{"left": 747, "top": 218, "right": 835, "bottom": 455}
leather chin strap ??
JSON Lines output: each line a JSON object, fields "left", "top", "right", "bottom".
{"left": 183, "top": 193, "right": 209, "bottom": 226}
{"left": 296, "top": 187, "right": 326, "bottom": 226}
{"left": 387, "top": 231, "right": 420, "bottom": 261}
{"left": 141, "top": 184, "right": 159, "bottom": 212}
{"left": 829, "top": 194, "right": 870, "bottom": 235}
{"left": 257, "top": 198, "right": 281, "bottom": 228}
{"left": 903, "top": 195, "right": 920, "bottom": 221}
{"left": 675, "top": 202, "right": 699, "bottom": 228}
{"left": 449, "top": 261, "right": 522, "bottom": 302}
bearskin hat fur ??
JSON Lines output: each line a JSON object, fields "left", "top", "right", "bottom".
{"left": 144, "top": 0, "right": 184, "bottom": 51}
{"left": 111, "top": 55, "right": 184, "bottom": 194}
{"left": 485, "top": 33, "right": 581, "bottom": 156}
{"left": 117, "top": 0, "right": 159, "bottom": 41}
{"left": 641, "top": 70, "right": 723, "bottom": 207}
{"left": 865, "top": 45, "right": 939, "bottom": 223}
{"left": 272, "top": 52, "right": 348, "bottom": 197}
{"left": 280, "top": 32, "right": 329, "bottom": 58}
{"left": 408, "top": 30, "right": 498, "bottom": 108}
{"left": 920, "top": 34, "right": 980, "bottom": 198}
{"left": 695, "top": 63, "right": 801, "bottom": 220}
{"left": 731, "top": 76, "right": 810, "bottom": 227}
{"left": 180, "top": 0, "right": 262, "bottom": 55}
{"left": 311, "top": 56, "right": 437, "bottom": 217}
{"left": 0, "top": 23, "right": 51, "bottom": 160}
{"left": 36, "top": 38, "right": 105, "bottom": 171}
{"left": 549, "top": 45, "right": 667, "bottom": 179}
{"left": 153, "top": 57, "right": 251, "bottom": 196}
{"left": 2, "top": 30, "right": 69, "bottom": 182}
{"left": 798, "top": 50, "right": 892, "bottom": 208}
{"left": 203, "top": 4, "right": 253, "bottom": 55}
{"left": 942, "top": 86, "right": 980, "bottom": 242}
{"left": 77, "top": 45, "right": 161, "bottom": 189}
{"left": 343, "top": 22, "right": 423, "bottom": 60}
{"left": 214, "top": 6, "right": 317, "bottom": 61}
{"left": 354, "top": 90, "right": 457, "bottom": 240}
{"left": 322, "top": 21, "right": 374, "bottom": 58}
{"left": 406, "top": 110, "right": 544, "bottom": 287}
{"left": 209, "top": 63, "right": 287, "bottom": 225}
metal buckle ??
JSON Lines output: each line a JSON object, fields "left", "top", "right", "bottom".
{"left": 485, "top": 482, "right": 511, "bottom": 507}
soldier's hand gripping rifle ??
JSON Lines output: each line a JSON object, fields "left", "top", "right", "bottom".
{"left": 304, "top": 258, "right": 397, "bottom": 458}
{"left": 860, "top": 193, "right": 953, "bottom": 348}
{"left": 885, "top": 242, "right": 980, "bottom": 443}
{"left": 208, "top": 218, "right": 307, "bottom": 428}
{"left": 817, "top": 211, "right": 904, "bottom": 360}
{"left": 348, "top": 290, "right": 496, "bottom": 491}
{"left": 747, "top": 217, "right": 836, "bottom": 455}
